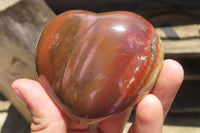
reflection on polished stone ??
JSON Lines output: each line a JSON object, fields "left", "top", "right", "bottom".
{"left": 36, "top": 10, "right": 163, "bottom": 123}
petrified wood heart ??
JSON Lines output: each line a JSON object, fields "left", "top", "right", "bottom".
{"left": 36, "top": 10, "right": 163, "bottom": 123}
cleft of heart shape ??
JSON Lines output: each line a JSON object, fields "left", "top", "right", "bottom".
{"left": 36, "top": 10, "right": 164, "bottom": 124}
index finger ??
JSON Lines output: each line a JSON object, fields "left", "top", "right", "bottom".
{"left": 150, "top": 59, "right": 184, "bottom": 117}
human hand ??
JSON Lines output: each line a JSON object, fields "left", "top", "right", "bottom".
{"left": 11, "top": 59, "right": 184, "bottom": 133}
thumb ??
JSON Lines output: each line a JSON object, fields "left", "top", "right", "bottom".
{"left": 128, "top": 94, "right": 163, "bottom": 133}
{"left": 11, "top": 79, "right": 67, "bottom": 133}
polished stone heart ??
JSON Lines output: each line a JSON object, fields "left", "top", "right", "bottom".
{"left": 36, "top": 10, "right": 163, "bottom": 123}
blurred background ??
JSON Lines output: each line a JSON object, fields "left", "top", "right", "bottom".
{"left": 0, "top": 0, "right": 200, "bottom": 132}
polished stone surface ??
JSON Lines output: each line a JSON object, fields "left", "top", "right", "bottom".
{"left": 36, "top": 10, "right": 163, "bottom": 123}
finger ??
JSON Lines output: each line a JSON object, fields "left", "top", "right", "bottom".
{"left": 151, "top": 59, "right": 184, "bottom": 117}
{"left": 97, "top": 107, "right": 132, "bottom": 133}
{"left": 11, "top": 79, "right": 67, "bottom": 132}
{"left": 128, "top": 94, "right": 163, "bottom": 133}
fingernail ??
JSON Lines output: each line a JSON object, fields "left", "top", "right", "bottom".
{"left": 12, "top": 88, "right": 25, "bottom": 102}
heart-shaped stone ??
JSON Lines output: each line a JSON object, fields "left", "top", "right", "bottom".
{"left": 36, "top": 10, "right": 163, "bottom": 123}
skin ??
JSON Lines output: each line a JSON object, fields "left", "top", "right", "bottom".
{"left": 11, "top": 59, "right": 184, "bottom": 133}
